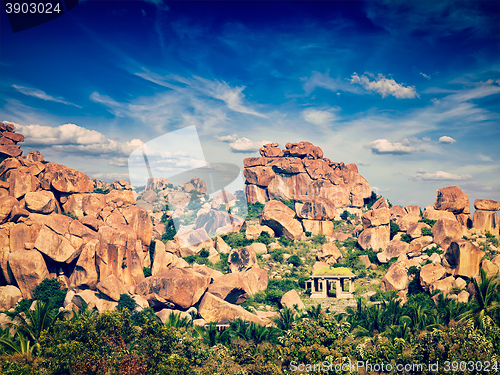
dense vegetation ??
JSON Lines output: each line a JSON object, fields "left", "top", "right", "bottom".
{"left": 0, "top": 270, "right": 499, "bottom": 374}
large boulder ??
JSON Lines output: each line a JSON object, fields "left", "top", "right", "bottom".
{"left": 207, "top": 273, "right": 249, "bottom": 304}
{"left": 8, "top": 250, "right": 49, "bottom": 299}
{"left": 294, "top": 198, "right": 335, "bottom": 220}
{"left": 358, "top": 225, "right": 390, "bottom": 251}
{"left": 69, "top": 238, "right": 99, "bottom": 289}
{"left": 135, "top": 268, "right": 210, "bottom": 310}
{"left": 433, "top": 186, "right": 470, "bottom": 214}
{"left": 24, "top": 191, "right": 58, "bottom": 214}
{"left": 381, "top": 261, "right": 410, "bottom": 291}
{"left": 280, "top": 289, "right": 305, "bottom": 310}
{"left": 432, "top": 218, "right": 462, "bottom": 250}
{"left": 195, "top": 209, "right": 244, "bottom": 236}
{"left": 50, "top": 165, "right": 94, "bottom": 193}
{"left": 422, "top": 206, "right": 457, "bottom": 222}
{"left": 284, "top": 141, "right": 323, "bottom": 159}
{"left": 407, "top": 222, "right": 431, "bottom": 239}
{"left": 445, "top": 239, "right": 485, "bottom": 278}
{"left": 96, "top": 225, "right": 145, "bottom": 288}
{"left": 245, "top": 184, "right": 269, "bottom": 204}
{"left": 0, "top": 196, "right": 18, "bottom": 224}
{"left": 473, "top": 210, "right": 499, "bottom": 235}
{"left": 420, "top": 263, "right": 446, "bottom": 292}
{"left": 302, "top": 219, "right": 333, "bottom": 237}
{"left": 361, "top": 208, "right": 390, "bottom": 229}
{"left": 198, "top": 292, "right": 266, "bottom": 325}
{"left": 377, "top": 240, "right": 410, "bottom": 263}
{"left": 429, "top": 276, "right": 456, "bottom": 296}
{"left": 228, "top": 246, "right": 258, "bottom": 273}
{"left": 96, "top": 275, "right": 129, "bottom": 302}
{"left": 241, "top": 267, "right": 268, "bottom": 295}
{"left": 260, "top": 200, "right": 303, "bottom": 240}
{"left": 243, "top": 166, "right": 276, "bottom": 186}
{"left": 317, "top": 242, "right": 342, "bottom": 263}
{"left": 474, "top": 199, "right": 500, "bottom": 211}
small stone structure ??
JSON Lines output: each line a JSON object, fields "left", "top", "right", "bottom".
{"left": 305, "top": 269, "right": 356, "bottom": 299}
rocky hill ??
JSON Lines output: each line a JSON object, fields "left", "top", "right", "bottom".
{"left": 0, "top": 123, "right": 499, "bottom": 330}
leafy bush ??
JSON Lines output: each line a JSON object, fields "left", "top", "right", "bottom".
{"left": 340, "top": 210, "right": 350, "bottom": 221}
{"left": 425, "top": 246, "right": 443, "bottom": 257}
{"left": 221, "top": 231, "right": 253, "bottom": 248}
{"left": 421, "top": 227, "right": 433, "bottom": 237}
{"left": 213, "top": 253, "right": 229, "bottom": 273}
{"left": 312, "top": 234, "right": 326, "bottom": 245}
{"left": 270, "top": 249, "right": 284, "bottom": 262}
{"left": 184, "top": 255, "right": 213, "bottom": 266}
{"left": 401, "top": 233, "right": 412, "bottom": 243}
{"left": 390, "top": 221, "right": 400, "bottom": 240}
{"left": 33, "top": 278, "right": 67, "bottom": 309}
{"left": 365, "top": 191, "right": 379, "bottom": 210}
{"left": 161, "top": 218, "right": 177, "bottom": 242}
{"left": 419, "top": 218, "right": 437, "bottom": 227}
{"left": 256, "top": 231, "right": 273, "bottom": 245}
{"left": 199, "top": 249, "right": 210, "bottom": 258}
{"left": 143, "top": 267, "right": 152, "bottom": 277}
{"left": 278, "top": 235, "right": 292, "bottom": 247}
{"left": 117, "top": 294, "right": 137, "bottom": 312}
{"left": 282, "top": 199, "right": 295, "bottom": 211}
{"left": 304, "top": 231, "right": 312, "bottom": 237}
{"left": 93, "top": 188, "right": 110, "bottom": 194}
{"left": 288, "top": 255, "right": 302, "bottom": 267}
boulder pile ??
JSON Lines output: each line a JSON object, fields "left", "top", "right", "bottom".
{"left": 244, "top": 141, "right": 371, "bottom": 239}
{"left": 0, "top": 123, "right": 24, "bottom": 159}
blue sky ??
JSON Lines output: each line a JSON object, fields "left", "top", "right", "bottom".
{"left": 1, "top": 0, "right": 499, "bottom": 208}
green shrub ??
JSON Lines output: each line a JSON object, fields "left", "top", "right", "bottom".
{"left": 270, "top": 249, "right": 284, "bottom": 262}
{"left": 418, "top": 218, "right": 437, "bottom": 227}
{"left": 312, "top": 234, "right": 326, "bottom": 245}
{"left": 33, "top": 278, "right": 67, "bottom": 309}
{"left": 390, "top": 221, "right": 400, "bottom": 240}
{"left": 365, "top": 191, "right": 379, "bottom": 210}
{"left": 117, "top": 294, "right": 137, "bottom": 312}
{"left": 425, "top": 246, "right": 443, "bottom": 257}
{"left": 278, "top": 235, "right": 292, "bottom": 247}
{"left": 340, "top": 210, "right": 350, "bottom": 221}
{"left": 161, "top": 218, "right": 177, "bottom": 242}
{"left": 288, "top": 255, "right": 302, "bottom": 267}
{"left": 282, "top": 199, "right": 295, "bottom": 210}
{"left": 401, "top": 233, "right": 412, "bottom": 243}
{"left": 221, "top": 231, "right": 253, "bottom": 248}
{"left": 93, "top": 188, "right": 110, "bottom": 194}
{"left": 213, "top": 253, "right": 229, "bottom": 273}
{"left": 199, "top": 249, "right": 210, "bottom": 258}
{"left": 143, "top": 267, "right": 152, "bottom": 277}
{"left": 421, "top": 227, "right": 433, "bottom": 237}
{"left": 256, "top": 231, "right": 273, "bottom": 245}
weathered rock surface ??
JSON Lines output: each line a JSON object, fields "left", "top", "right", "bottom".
{"left": 377, "top": 240, "right": 410, "bottom": 263}
{"left": 473, "top": 210, "right": 499, "bottom": 235}
{"left": 135, "top": 268, "right": 210, "bottom": 310}
{"left": 208, "top": 273, "right": 249, "bottom": 304}
{"left": 229, "top": 246, "right": 258, "bottom": 273}
{"left": 260, "top": 200, "right": 303, "bottom": 240}
{"left": 8, "top": 250, "right": 49, "bottom": 299}
{"left": 420, "top": 263, "right": 446, "bottom": 292}
{"left": 198, "top": 292, "right": 265, "bottom": 324}
{"left": 96, "top": 274, "right": 129, "bottom": 302}
{"left": 361, "top": 208, "right": 390, "bottom": 229}
{"left": 432, "top": 218, "right": 462, "bottom": 250}
{"left": 24, "top": 191, "right": 58, "bottom": 214}
{"left": 474, "top": 199, "right": 500, "bottom": 211}
{"left": 445, "top": 239, "right": 485, "bottom": 278}
{"left": 434, "top": 186, "right": 470, "bottom": 214}
{"left": 358, "top": 225, "right": 390, "bottom": 251}
{"left": 0, "top": 285, "right": 23, "bottom": 310}
{"left": 280, "top": 289, "right": 305, "bottom": 310}
{"left": 381, "top": 261, "right": 410, "bottom": 291}
{"left": 317, "top": 242, "right": 342, "bottom": 263}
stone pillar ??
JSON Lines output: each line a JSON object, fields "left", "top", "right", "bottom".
{"left": 336, "top": 279, "right": 341, "bottom": 298}
{"left": 348, "top": 279, "right": 352, "bottom": 293}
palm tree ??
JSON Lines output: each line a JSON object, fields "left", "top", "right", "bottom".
{"left": 199, "top": 322, "right": 232, "bottom": 346}
{"left": 10, "top": 300, "right": 65, "bottom": 344}
{"left": 460, "top": 269, "right": 500, "bottom": 329}
{"left": 273, "top": 306, "right": 297, "bottom": 331}
{"left": 164, "top": 312, "right": 193, "bottom": 328}
{"left": 303, "top": 304, "right": 322, "bottom": 319}
{"left": 0, "top": 332, "right": 40, "bottom": 357}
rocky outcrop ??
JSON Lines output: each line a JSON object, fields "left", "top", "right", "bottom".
{"left": 0, "top": 285, "right": 23, "bottom": 310}
{"left": 8, "top": 250, "right": 49, "bottom": 299}
{"left": 358, "top": 225, "right": 390, "bottom": 251}
{"left": 377, "top": 240, "right": 410, "bottom": 263}
{"left": 207, "top": 273, "right": 249, "bottom": 304}
{"left": 420, "top": 263, "right": 446, "bottom": 292}
{"left": 317, "top": 242, "right": 342, "bottom": 264}
{"left": 432, "top": 218, "right": 463, "bottom": 250}
{"left": 474, "top": 199, "right": 500, "bottom": 211}
{"left": 0, "top": 123, "right": 23, "bottom": 159}
{"left": 228, "top": 246, "right": 258, "bottom": 273}
{"left": 473, "top": 210, "right": 499, "bottom": 235}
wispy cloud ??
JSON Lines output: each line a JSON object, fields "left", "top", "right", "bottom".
{"left": 420, "top": 72, "right": 431, "bottom": 79}
{"left": 410, "top": 168, "right": 472, "bottom": 181}
{"left": 214, "top": 133, "right": 271, "bottom": 153}
{"left": 135, "top": 71, "right": 267, "bottom": 118}
{"left": 214, "top": 134, "right": 239, "bottom": 142}
{"left": 349, "top": 73, "right": 419, "bottom": 99}
{"left": 12, "top": 84, "right": 81, "bottom": 108}
{"left": 302, "top": 107, "right": 338, "bottom": 127}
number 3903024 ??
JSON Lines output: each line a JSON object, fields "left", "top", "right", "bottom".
{"left": 5, "top": 2, "right": 61, "bottom": 14}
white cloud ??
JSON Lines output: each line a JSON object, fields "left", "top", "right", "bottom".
{"left": 302, "top": 108, "right": 337, "bottom": 127}
{"left": 4, "top": 121, "right": 144, "bottom": 157}
{"left": 12, "top": 85, "right": 81, "bottom": 107}
{"left": 411, "top": 169, "right": 472, "bottom": 181}
{"left": 349, "top": 73, "right": 419, "bottom": 99}
{"left": 420, "top": 72, "right": 431, "bottom": 79}
{"left": 214, "top": 134, "right": 239, "bottom": 142}
{"left": 438, "top": 136, "right": 456, "bottom": 144}
{"left": 367, "top": 138, "right": 426, "bottom": 155}
{"left": 228, "top": 137, "right": 271, "bottom": 153}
